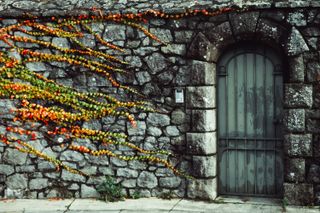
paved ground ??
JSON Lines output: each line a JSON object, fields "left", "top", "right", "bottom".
{"left": 0, "top": 198, "right": 319, "bottom": 213}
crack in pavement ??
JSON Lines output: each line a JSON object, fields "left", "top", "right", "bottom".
{"left": 168, "top": 198, "right": 182, "bottom": 213}
{"left": 63, "top": 198, "right": 75, "bottom": 213}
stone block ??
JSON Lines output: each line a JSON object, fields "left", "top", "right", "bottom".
{"left": 286, "top": 27, "right": 309, "bottom": 56}
{"left": 284, "top": 183, "right": 313, "bottom": 205}
{"left": 3, "top": 148, "right": 28, "bottom": 165}
{"left": 150, "top": 28, "right": 173, "bottom": 43}
{"left": 285, "top": 84, "right": 313, "bottom": 108}
{"left": 0, "top": 165, "right": 14, "bottom": 176}
{"left": 306, "top": 62, "right": 320, "bottom": 83}
{"left": 288, "top": 56, "right": 305, "bottom": 82}
{"left": 187, "top": 132, "right": 216, "bottom": 155}
{"left": 187, "top": 178, "right": 217, "bottom": 200}
{"left": 189, "top": 60, "right": 216, "bottom": 86}
{"left": 187, "top": 32, "right": 214, "bottom": 62}
{"left": 144, "top": 52, "right": 170, "bottom": 74}
{"left": 229, "top": 12, "right": 260, "bottom": 39}
{"left": 307, "top": 164, "right": 320, "bottom": 184}
{"left": 103, "top": 24, "right": 126, "bottom": 41}
{"left": 127, "top": 121, "right": 146, "bottom": 136}
{"left": 186, "top": 86, "right": 215, "bottom": 108}
{"left": 192, "top": 109, "right": 216, "bottom": 132}
{"left": 284, "top": 109, "right": 305, "bottom": 132}
{"left": 284, "top": 134, "right": 312, "bottom": 157}
{"left": 6, "top": 174, "right": 28, "bottom": 190}
{"left": 29, "top": 178, "right": 48, "bottom": 190}
{"left": 256, "top": 19, "right": 284, "bottom": 43}
{"left": 117, "top": 168, "right": 139, "bottom": 178}
{"left": 285, "top": 158, "right": 305, "bottom": 182}
{"left": 137, "top": 171, "right": 157, "bottom": 189}
{"left": 121, "top": 179, "right": 137, "bottom": 188}
{"left": 61, "top": 170, "right": 86, "bottom": 183}
{"left": 81, "top": 184, "right": 99, "bottom": 198}
{"left": 171, "top": 109, "right": 186, "bottom": 125}
{"left": 192, "top": 156, "right": 216, "bottom": 178}
{"left": 161, "top": 44, "right": 186, "bottom": 55}
{"left": 159, "top": 177, "right": 182, "bottom": 189}
{"left": 147, "top": 113, "right": 170, "bottom": 127}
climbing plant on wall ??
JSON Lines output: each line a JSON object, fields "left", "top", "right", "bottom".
{"left": 0, "top": 8, "right": 234, "bottom": 178}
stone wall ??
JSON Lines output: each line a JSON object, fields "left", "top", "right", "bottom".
{"left": 0, "top": 1, "right": 319, "bottom": 206}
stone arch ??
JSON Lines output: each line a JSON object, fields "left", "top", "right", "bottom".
{"left": 185, "top": 11, "right": 311, "bottom": 201}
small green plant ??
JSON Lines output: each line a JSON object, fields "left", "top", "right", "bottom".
{"left": 158, "top": 191, "right": 175, "bottom": 200}
{"left": 129, "top": 190, "right": 141, "bottom": 199}
{"left": 96, "top": 176, "right": 124, "bottom": 202}
{"left": 282, "top": 198, "right": 288, "bottom": 212}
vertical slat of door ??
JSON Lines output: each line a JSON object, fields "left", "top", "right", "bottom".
{"left": 265, "top": 59, "right": 276, "bottom": 195}
{"left": 218, "top": 67, "right": 227, "bottom": 193}
{"left": 237, "top": 54, "right": 246, "bottom": 193}
{"left": 246, "top": 53, "right": 256, "bottom": 194}
{"left": 255, "top": 54, "right": 265, "bottom": 194}
{"left": 275, "top": 71, "right": 284, "bottom": 194}
{"left": 227, "top": 56, "right": 236, "bottom": 193}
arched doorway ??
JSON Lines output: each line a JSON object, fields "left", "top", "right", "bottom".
{"left": 217, "top": 43, "right": 284, "bottom": 197}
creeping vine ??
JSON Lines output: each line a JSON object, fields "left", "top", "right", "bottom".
{"left": 0, "top": 7, "right": 236, "bottom": 179}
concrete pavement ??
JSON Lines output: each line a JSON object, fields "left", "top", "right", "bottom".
{"left": 0, "top": 197, "right": 319, "bottom": 213}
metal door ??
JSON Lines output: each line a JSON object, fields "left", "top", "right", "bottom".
{"left": 217, "top": 44, "right": 284, "bottom": 197}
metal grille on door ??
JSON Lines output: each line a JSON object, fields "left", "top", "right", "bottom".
{"left": 217, "top": 44, "right": 284, "bottom": 197}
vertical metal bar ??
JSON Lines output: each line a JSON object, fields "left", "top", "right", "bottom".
{"left": 244, "top": 53, "right": 248, "bottom": 194}
{"left": 254, "top": 52, "right": 257, "bottom": 195}
{"left": 234, "top": 54, "right": 238, "bottom": 193}
{"left": 225, "top": 63, "right": 229, "bottom": 193}
{"left": 263, "top": 47, "right": 267, "bottom": 195}
{"left": 273, "top": 65, "right": 277, "bottom": 195}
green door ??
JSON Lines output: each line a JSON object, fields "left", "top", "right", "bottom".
{"left": 217, "top": 44, "right": 284, "bottom": 197}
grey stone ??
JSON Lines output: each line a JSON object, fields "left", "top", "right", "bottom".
{"left": 0, "top": 165, "right": 14, "bottom": 175}
{"left": 187, "top": 132, "right": 216, "bottom": 155}
{"left": 69, "top": 183, "right": 80, "bottom": 190}
{"left": 161, "top": 44, "right": 186, "bottom": 55}
{"left": 80, "top": 166, "right": 97, "bottom": 175}
{"left": 192, "top": 156, "right": 216, "bottom": 178}
{"left": 157, "top": 71, "right": 174, "bottom": 85}
{"left": 121, "top": 179, "right": 136, "bottom": 188}
{"left": 137, "top": 171, "right": 157, "bottom": 189}
{"left": 186, "top": 86, "right": 215, "bottom": 108}
{"left": 25, "top": 62, "right": 46, "bottom": 72}
{"left": 52, "top": 37, "right": 70, "bottom": 49}
{"left": 7, "top": 174, "right": 28, "bottom": 190}
{"left": 307, "top": 164, "right": 320, "bottom": 183}
{"left": 3, "top": 149, "right": 28, "bottom": 165}
{"left": 144, "top": 52, "right": 169, "bottom": 74}
{"left": 159, "top": 177, "right": 181, "bottom": 189}
{"left": 78, "top": 33, "right": 96, "bottom": 48}
{"left": 126, "top": 56, "right": 142, "bottom": 68}
{"left": 284, "top": 183, "right": 313, "bottom": 205}
{"left": 147, "top": 126, "right": 162, "bottom": 137}
{"left": 127, "top": 121, "right": 146, "bottom": 136}
{"left": 286, "top": 27, "right": 309, "bottom": 56}
{"left": 187, "top": 32, "right": 213, "bottom": 62}
{"left": 60, "top": 150, "right": 84, "bottom": 162}
{"left": 284, "top": 109, "right": 305, "bottom": 132}
{"left": 289, "top": 56, "right": 305, "bottom": 82}
{"left": 136, "top": 71, "right": 151, "bottom": 85}
{"left": 142, "top": 82, "right": 161, "bottom": 96}
{"left": 150, "top": 28, "right": 173, "bottom": 43}
{"left": 104, "top": 25, "right": 126, "bottom": 41}
{"left": 134, "top": 47, "right": 158, "bottom": 56}
{"left": 14, "top": 31, "right": 39, "bottom": 48}
{"left": 174, "top": 30, "right": 193, "bottom": 43}
{"left": 81, "top": 184, "right": 99, "bottom": 198}
{"left": 171, "top": 109, "right": 186, "bottom": 125}
{"left": 98, "top": 167, "right": 114, "bottom": 176}
{"left": 284, "top": 134, "right": 312, "bottom": 157}
{"left": 165, "top": 126, "right": 180, "bottom": 137}
{"left": 15, "top": 165, "right": 35, "bottom": 173}
{"left": 288, "top": 12, "right": 307, "bottom": 26}
{"left": 285, "top": 84, "right": 313, "bottom": 108}
{"left": 61, "top": 170, "right": 86, "bottom": 182}
{"left": 82, "top": 120, "right": 102, "bottom": 130}
{"left": 189, "top": 60, "right": 215, "bottom": 86}
{"left": 192, "top": 110, "right": 216, "bottom": 132}
{"left": 29, "top": 178, "right": 48, "bottom": 190}
{"left": 5, "top": 188, "right": 24, "bottom": 199}
{"left": 147, "top": 113, "right": 170, "bottom": 127}
{"left": 229, "top": 12, "right": 260, "bottom": 38}
{"left": 285, "top": 158, "right": 305, "bottom": 182}
{"left": 86, "top": 155, "right": 109, "bottom": 166}
{"left": 187, "top": 178, "right": 217, "bottom": 200}
{"left": 306, "top": 62, "right": 320, "bottom": 82}
{"left": 111, "top": 157, "right": 127, "bottom": 167}
{"left": 117, "top": 168, "right": 139, "bottom": 178}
